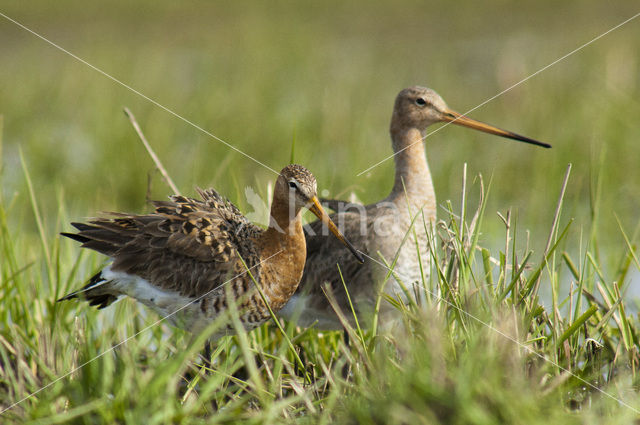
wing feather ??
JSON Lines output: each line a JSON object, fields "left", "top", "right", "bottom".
{"left": 63, "top": 189, "right": 262, "bottom": 298}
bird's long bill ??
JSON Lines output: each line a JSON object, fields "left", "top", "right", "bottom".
{"left": 442, "top": 109, "right": 551, "bottom": 148}
{"left": 308, "top": 196, "right": 365, "bottom": 264}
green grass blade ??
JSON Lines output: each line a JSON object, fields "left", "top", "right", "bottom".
{"left": 554, "top": 304, "right": 597, "bottom": 348}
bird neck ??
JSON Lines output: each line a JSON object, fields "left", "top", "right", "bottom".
{"left": 257, "top": 200, "right": 307, "bottom": 310}
{"left": 388, "top": 126, "right": 436, "bottom": 217}
{"left": 266, "top": 199, "right": 302, "bottom": 237}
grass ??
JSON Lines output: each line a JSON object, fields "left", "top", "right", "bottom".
{"left": 2, "top": 157, "right": 640, "bottom": 423}
{"left": 2, "top": 0, "right": 640, "bottom": 423}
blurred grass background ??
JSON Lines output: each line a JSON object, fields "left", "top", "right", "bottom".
{"left": 2, "top": 1, "right": 640, "bottom": 422}
{"left": 2, "top": 0, "right": 639, "bottom": 257}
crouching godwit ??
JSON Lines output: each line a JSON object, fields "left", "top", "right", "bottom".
{"left": 59, "top": 164, "right": 363, "bottom": 338}
{"left": 280, "top": 86, "right": 550, "bottom": 329}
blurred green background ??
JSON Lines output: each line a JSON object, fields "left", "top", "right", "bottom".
{"left": 3, "top": 3, "right": 640, "bottom": 421}
{"left": 1, "top": 0, "right": 639, "bottom": 265}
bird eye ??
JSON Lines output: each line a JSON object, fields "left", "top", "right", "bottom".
{"left": 415, "top": 98, "right": 427, "bottom": 106}
{"left": 288, "top": 181, "right": 298, "bottom": 190}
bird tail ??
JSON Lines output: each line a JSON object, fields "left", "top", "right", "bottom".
{"left": 58, "top": 271, "right": 119, "bottom": 309}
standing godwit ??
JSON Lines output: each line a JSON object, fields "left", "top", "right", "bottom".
{"left": 280, "top": 86, "right": 550, "bottom": 329}
{"left": 59, "top": 164, "right": 363, "bottom": 338}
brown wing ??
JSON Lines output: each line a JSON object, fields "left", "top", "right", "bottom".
{"left": 64, "top": 188, "right": 262, "bottom": 299}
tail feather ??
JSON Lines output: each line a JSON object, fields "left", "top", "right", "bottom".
{"left": 70, "top": 222, "right": 96, "bottom": 232}
{"left": 64, "top": 218, "right": 140, "bottom": 257}
{"left": 61, "top": 235, "right": 118, "bottom": 257}
{"left": 61, "top": 232, "right": 91, "bottom": 244}
{"left": 77, "top": 228, "right": 130, "bottom": 246}
{"left": 86, "top": 294, "right": 118, "bottom": 309}
{"left": 58, "top": 271, "right": 119, "bottom": 309}
{"left": 81, "top": 240, "right": 119, "bottom": 256}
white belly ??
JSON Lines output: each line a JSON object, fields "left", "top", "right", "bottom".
{"left": 102, "top": 266, "right": 211, "bottom": 333}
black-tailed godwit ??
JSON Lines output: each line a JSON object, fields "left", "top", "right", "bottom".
{"left": 59, "top": 164, "right": 363, "bottom": 338}
{"left": 280, "top": 86, "right": 549, "bottom": 329}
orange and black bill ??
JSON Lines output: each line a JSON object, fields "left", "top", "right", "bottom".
{"left": 308, "top": 196, "right": 365, "bottom": 264}
{"left": 442, "top": 109, "right": 551, "bottom": 149}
